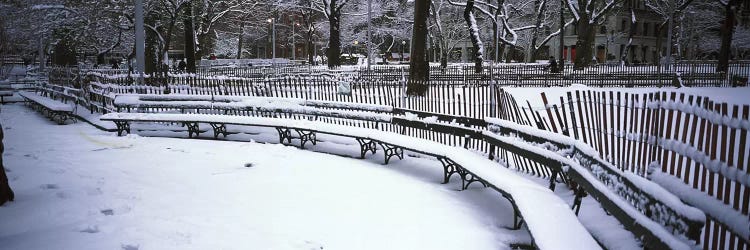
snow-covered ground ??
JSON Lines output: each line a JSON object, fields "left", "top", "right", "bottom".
{"left": 0, "top": 104, "right": 529, "bottom": 250}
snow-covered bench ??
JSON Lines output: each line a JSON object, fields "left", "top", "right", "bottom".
{"left": 111, "top": 94, "right": 392, "bottom": 122}
{"left": 37, "top": 84, "right": 84, "bottom": 105}
{"left": 18, "top": 91, "right": 75, "bottom": 124}
{"left": 0, "top": 91, "right": 12, "bottom": 104}
{"left": 484, "top": 118, "right": 706, "bottom": 249}
{"left": 99, "top": 112, "right": 600, "bottom": 250}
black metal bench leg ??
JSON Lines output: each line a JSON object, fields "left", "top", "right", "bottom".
{"left": 114, "top": 121, "right": 130, "bottom": 136}
{"left": 457, "top": 167, "right": 488, "bottom": 190}
{"left": 355, "top": 138, "right": 377, "bottom": 159}
{"left": 55, "top": 112, "right": 66, "bottom": 125}
{"left": 549, "top": 170, "right": 559, "bottom": 191}
{"left": 438, "top": 157, "right": 459, "bottom": 184}
{"left": 513, "top": 206, "right": 524, "bottom": 229}
{"left": 209, "top": 123, "right": 228, "bottom": 138}
{"left": 275, "top": 127, "right": 292, "bottom": 144}
{"left": 183, "top": 122, "right": 200, "bottom": 138}
{"left": 378, "top": 143, "right": 403, "bottom": 164}
{"left": 53, "top": 111, "right": 74, "bottom": 125}
{"left": 572, "top": 187, "right": 586, "bottom": 215}
{"left": 295, "top": 129, "right": 317, "bottom": 148}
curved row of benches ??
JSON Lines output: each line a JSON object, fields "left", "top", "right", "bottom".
{"left": 100, "top": 112, "right": 600, "bottom": 250}
{"left": 99, "top": 94, "right": 707, "bottom": 249}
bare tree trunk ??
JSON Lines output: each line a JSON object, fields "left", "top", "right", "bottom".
{"left": 621, "top": 5, "right": 636, "bottom": 65}
{"left": 428, "top": 2, "right": 448, "bottom": 69}
{"left": 327, "top": 1, "right": 342, "bottom": 68}
{"left": 717, "top": 0, "right": 739, "bottom": 72}
{"left": 573, "top": 17, "right": 595, "bottom": 70}
{"left": 495, "top": 0, "right": 505, "bottom": 62}
{"left": 307, "top": 33, "right": 314, "bottom": 65}
{"left": 302, "top": 1, "right": 317, "bottom": 65}
{"left": 162, "top": 18, "right": 177, "bottom": 64}
{"left": 0, "top": 124, "right": 14, "bottom": 206}
{"left": 526, "top": 0, "right": 547, "bottom": 62}
{"left": 407, "top": 0, "right": 431, "bottom": 96}
{"left": 237, "top": 20, "right": 245, "bottom": 59}
{"left": 464, "top": 0, "right": 483, "bottom": 73}
{"left": 654, "top": 22, "right": 665, "bottom": 66}
{"left": 145, "top": 13, "right": 160, "bottom": 75}
{"left": 184, "top": 1, "right": 197, "bottom": 73}
{"left": 493, "top": 21, "right": 498, "bottom": 62}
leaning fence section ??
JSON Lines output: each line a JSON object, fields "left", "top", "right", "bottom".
{"left": 529, "top": 89, "right": 750, "bottom": 250}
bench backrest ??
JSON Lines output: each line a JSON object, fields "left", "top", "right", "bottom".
{"left": 113, "top": 94, "right": 393, "bottom": 122}
{"left": 484, "top": 118, "right": 704, "bottom": 248}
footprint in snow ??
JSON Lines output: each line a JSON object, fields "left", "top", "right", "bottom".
{"left": 98, "top": 205, "right": 131, "bottom": 216}
{"left": 166, "top": 147, "right": 187, "bottom": 153}
{"left": 121, "top": 244, "right": 139, "bottom": 250}
{"left": 23, "top": 154, "right": 38, "bottom": 160}
{"left": 55, "top": 192, "right": 69, "bottom": 199}
{"left": 302, "top": 240, "right": 324, "bottom": 250}
{"left": 79, "top": 225, "right": 99, "bottom": 233}
{"left": 100, "top": 209, "right": 114, "bottom": 216}
{"left": 86, "top": 187, "right": 103, "bottom": 196}
{"left": 49, "top": 168, "right": 66, "bottom": 174}
{"left": 40, "top": 184, "right": 59, "bottom": 190}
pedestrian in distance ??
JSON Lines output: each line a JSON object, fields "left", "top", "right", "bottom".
{"left": 548, "top": 56, "right": 559, "bottom": 73}
{"left": 178, "top": 59, "right": 186, "bottom": 72}
{"left": 110, "top": 58, "right": 119, "bottom": 69}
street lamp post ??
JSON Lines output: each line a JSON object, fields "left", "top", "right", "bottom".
{"left": 367, "top": 0, "right": 372, "bottom": 71}
{"left": 401, "top": 41, "right": 406, "bottom": 62}
{"left": 558, "top": 0, "right": 565, "bottom": 72}
{"left": 353, "top": 40, "right": 359, "bottom": 65}
{"left": 267, "top": 18, "right": 275, "bottom": 61}
{"left": 292, "top": 22, "right": 300, "bottom": 61}
{"left": 135, "top": 0, "right": 145, "bottom": 83}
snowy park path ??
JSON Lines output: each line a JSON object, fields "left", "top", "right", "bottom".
{"left": 0, "top": 104, "right": 526, "bottom": 250}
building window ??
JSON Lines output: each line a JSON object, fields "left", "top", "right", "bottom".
{"left": 621, "top": 19, "right": 627, "bottom": 32}
{"left": 600, "top": 25, "right": 607, "bottom": 34}
{"left": 643, "top": 23, "right": 649, "bottom": 37}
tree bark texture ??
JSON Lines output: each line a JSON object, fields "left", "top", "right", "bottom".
{"left": 184, "top": 1, "right": 197, "bottom": 73}
{"left": 526, "top": 0, "right": 546, "bottom": 62}
{"left": 464, "top": 0, "right": 483, "bottom": 73}
{"left": 0, "top": 124, "right": 14, "bottom": 206}
{"left": 428, "top": 1, "right": 448, "bottom": 69}
{"left": 717, "top": 0, "right": 739, "bottom": 72}
{"left": 145, "top": 12, "right": 160, "bottom": 75}
{"left": 237, "top": 18, "right": 245, "bottom": 59}
{"left": 621, "top": 7, "right": 636, "bottom": 65}
{"left": 407, "top": 0, "right": 431, "bottom": 96}
{"left": 654, "top": 22, "right": 665, "bottom": 66}
{"left": 573, "top": 17, "right": 595, "bottom": 70}
{"left": 327, "top": 0, "right": 342, "bottom": 68}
